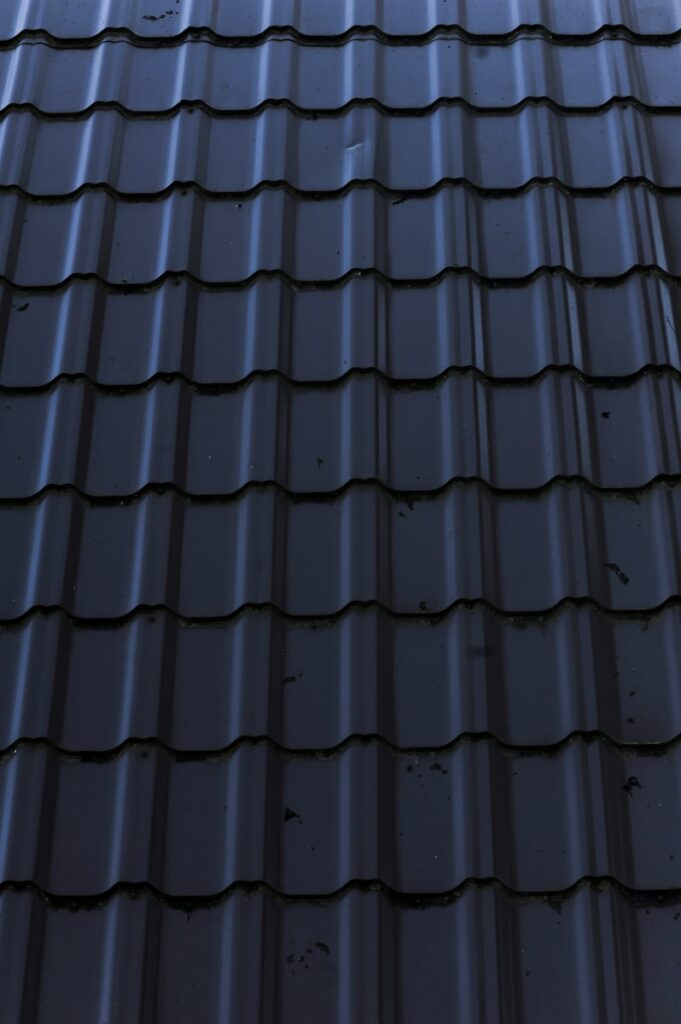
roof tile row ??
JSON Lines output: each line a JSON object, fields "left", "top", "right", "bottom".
{"left": 3, "top": 740, "right": 680, "bottom": 894}
{"left": 3, "top": 107, "right": 681, "bottom": 196}
{"left": 4, "top": 0, "right": 681, "bottom": 39}
{"left": 2, "top": 606, "right": 678, "bottom": 750}
{"left": 2, "top": 486, "right": 678, "bottom": 618}
{"left": 2, "top": 275, "right": 679, "bottom": 385}
{"left": 3, "top": 188, "right": 681, "bottom": 286}
{"left": 2, "top": 886, "right": 675, "bottom": 1024}
{"left": 3, "top": 39, "right": 681, "bottom": 114}
{"left": 1, "top": 373, "right": 680, "bottom": 496}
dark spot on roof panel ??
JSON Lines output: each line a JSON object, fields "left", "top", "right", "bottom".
{"left": 0, "top": 1, "right": 678, "bottom": 1016}
{"left": 623, "top": 776, "right": 643, "bottom": 796}
{"left": 605, "top": 562, "right": 631, "bottom": 585}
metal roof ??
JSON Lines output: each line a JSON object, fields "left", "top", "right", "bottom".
{"left": 1, "top": 3, "right": 680, "bottom": 1021}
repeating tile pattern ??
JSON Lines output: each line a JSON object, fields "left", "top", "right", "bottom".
{"left": 1, "top": 3, "right": 680, "bottom": 1020}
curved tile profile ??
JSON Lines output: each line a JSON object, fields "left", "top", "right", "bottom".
{"left": 2, "top": 39, "right": 681, "bottom": 114}
{"left": 1, "top": 485, "right": 679, "bottom": 619}
{"left": 3, "top": 107, "right": 681, "bottom": 196}
{"left": 2, "top": 188, "right": 681, "bottom": 286}
{"left": 2, "top": 275, "right": 680, "bottom": 386}
{"left": 2, "top": 0, "right": 681, "bottom": 40}
{"left": 1, "top": 741, "right": 680, "bottom": 894}
{"left": 2, "top": 607, "right": 680, "bottom": 750}
{"left": 1, "top": 373, "right": 680, "bottom": 497}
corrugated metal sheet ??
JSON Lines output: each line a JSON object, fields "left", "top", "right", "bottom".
{"left": 1, "top": 2, "right": 680, "bottom": 1019}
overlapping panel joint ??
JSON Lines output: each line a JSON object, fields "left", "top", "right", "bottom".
{"left": 1, "top": 2, "right": 680, "bottom": 1020}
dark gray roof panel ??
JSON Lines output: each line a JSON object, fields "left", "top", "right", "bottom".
{"left": 3, "top": 0, "right": 681, "bottom": 40}
{"left": 3, "top": 608, "right": 679, "bottom": 750}
{"left": 4, "top": 188, "right": 681, "bottom": 287}
{"left": 2, "top": 275, "right": 679, "bottom": 386}
{"left": 1, "top": 374, "right": 679, "bottom": 497}
{"left": 2, "top": 486, "right": 677, "bottom": 619}
{"left": 6, "top": 887, "right": 681, "bottom": 1024}
{"left": 3, "top": 741, "right": 680, "bottom": 894}
{"left": 4, "top": 107, "right": 681, "bottom": 196}
{"left": 2, "top": 887, "right": 679, "bottom": 1024}
{"left": 3, "top": 40, "right": 680, "bottom": 114}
